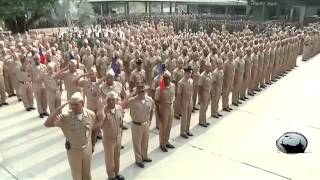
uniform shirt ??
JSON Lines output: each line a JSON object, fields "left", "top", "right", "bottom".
{"left": 82, "top": 54, "right": 94, "bottom": 71}
{"left": 177, "top": 77, "right": 193, "bottom": 102}
{"left": 223, "top": 59, "right": 235, "bottom": 88}
{"left": 189, "top": 60, "right": 200, "bottom": 86}
{"left": 129, "top": 69, "right": 146, "bottom": 85}
{"left": 43, "top": 74, "right": 59, "bottom": 92}
{"left": 172, "top": 68, "right": 184, "bottom": 85}
{"left": 30, "top": 64, "right": 48, "bottom": 85}
{"left": 243, "top": 55, "right": 253, "bottom": 81}
{"left": 154, "top": 83, "right": 175, "bottom": 104}
{"left": 60, "top": 69, "right": 83, "bottom": 93}
{"left": 234, "top": 57, "right": 245, "bottom": 84}
{"left": 99, "top": 81, "right": 123, "bottom": 101}
{"left": 198, "top": 71, "right": 213, "bottom": 92}
{"left": 128, "top": 95, "right": 154, "bottom": 123}
{"left": 101, "top": 104, "right": 123, "bottom": 139}
{"left": 96, "top": 56, "right": 109, "bottom": 76}
{"left": 165, "top": 58, "right": 176, "bottom": 73}
{"left": 211, "top": 69, "right": 224, "bottom": 93}
{"left": 57, "top": 108, "right": 96, "bottom": 149}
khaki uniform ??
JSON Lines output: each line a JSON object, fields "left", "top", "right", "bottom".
{"left": 172, "top": 67, "right": 184, "bottom": 117}
{"left": 177, "top": 77, "right": 193, "bottom": 135}
{"left": 17, "top": 67, "right": 34, "bottom": 109}
{"left": 211, "top": 69, "right": 223, "bottom": 115}
{"left": 43, "top": 75, "right": 61, "bottom": 113}
{"left": 0, "top": 61, "right": 6, "bottom": 104}
{"left": 78, "top": 79, "right": 100, "bottom": 112}
{"left": 129, "top": 69, "right": 146, "bottom": 91}
{"left": 189, "top": 60, "right": 200, "bottom": 108}
{"left": 30, "top": 64, "right": 48, "bottom": 114}
{"left": 248, "top": 53, "right": 258, "bottom": 95}
{"left": 99, "top": 81, "right": 124, "bottom": 105}
{"left": 198, "top": 71, "right": 212, "bottom": 124}
{"left": 263, "top": 49, "right": 270, "bottom": 85}
{"left": 100, "top": 105, "right": 123, "bottom": 179}
{"left": 144, "top": 56, "right": 155, "bottom": 86}
{"left": 123, "top": 50, "right": 134, "bottom": 77}
{"left": 272, "top": 46, "right": 281, "bottom": 80}
{"left": 150, "top": 77, "right": 160, "bottom": 128}
{"left": 155, "top": 83, "right": 175, "bottom": 146}
{"left": 96, "top": 56, "right": 109, "bottom": 78}
{"left": 3, "top": 54, "right": 15, "bottom": 95}
{"left": 232, "top": 56, "right": 245, "bottom": 104}
{"left": 128, "top": 95, "right": 154, "bottom": 163}
{"left": 240, "top": 54, "right": 252, "bottom": 98}
{"left": 82, "top": 54, "right": 95, "bottom": 72}
{"left": 61, "top": 69, "right": 83, "bottom": 100}
{"left": 57, "top": 109, "right": 97, "bottom": 180}
{"left": 222, "top": 59, "right": 235, "bottom": 109}
{"left": 268, "top": 47, "right": 276, "bottom": 82}
{"left": 257, "top": 51, "right": 264, "bottom": 88}
{"left": 165, "top": 58, "right": 176, "bottom": 73}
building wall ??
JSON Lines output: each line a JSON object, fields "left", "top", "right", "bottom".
{"left": 305, "top": 6, "right": 320, "bottom": 17}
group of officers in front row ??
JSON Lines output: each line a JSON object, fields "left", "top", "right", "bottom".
{"left": 1, "top": 22, "right": 320, "bottom": 180}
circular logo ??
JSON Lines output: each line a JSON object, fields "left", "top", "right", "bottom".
{"left": 276, "top": 132, "right": 308, "bottom": 154}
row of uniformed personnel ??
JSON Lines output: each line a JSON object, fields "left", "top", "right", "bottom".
{"left": 1, "top": 21, "right": 320, "bottom": 180}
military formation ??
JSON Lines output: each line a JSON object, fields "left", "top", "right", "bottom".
{"left": 1, "top": 17, "right": 320, "bottom": 180}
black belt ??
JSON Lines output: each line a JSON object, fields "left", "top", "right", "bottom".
{"left": 20, "top": 81, "right": 31, "bottom": 85}
{"left": 65, "top": 140, "right": 88, "bottom": 150}
{"left": 133, "top": 121, "right": 148, "bottom": 126}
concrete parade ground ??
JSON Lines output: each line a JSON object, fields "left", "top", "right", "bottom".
{"left": 0, "top": 55, "right": 320, "bottom": 180}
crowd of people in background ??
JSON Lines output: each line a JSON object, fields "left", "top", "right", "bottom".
{"left": 1, "top": 16, "right": 320, "bottom": 180}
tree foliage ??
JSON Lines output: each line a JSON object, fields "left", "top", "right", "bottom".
{"left": 0, "top": 0, "right": 56, "bottom": 33}
{"left": 0, "top": 0, "right": 95, "bottom": 33}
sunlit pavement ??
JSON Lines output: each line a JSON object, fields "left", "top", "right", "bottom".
{"left": 1, "top": 55, "right": 320, "bottom": 180}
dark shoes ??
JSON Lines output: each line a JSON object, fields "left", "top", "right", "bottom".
{"left": 174, "top": 115, "right": 180, "bottom": 119}
{"left": 115, "top": 174, "right": 125, "bottom": 180}
{"left": 193, "top": 107, "right": 200, "bottom": 111}
{"left": 160, "top": 145, "right": 168, "bottom": 152}
{"left": 136, "top": 162, "right": 144, "bottom": 168}
{"left": 143, "top": 158, "right": 152, "bottom": 163}
{"left": 26, "top": 107, "right": 35, "bottom": 111}
{"left": 212, "top": 114, "right": 219, "bottom": 118}
{"left": 40, "top": 112, "right": 49, "bottom": 118}
{"left": 180, "top": 134, "right": 189, "bottom": 139}
{"left": 223, "top": 108, "right": 230, "bottom": 112}
{"left": 199, "top": 123, "right": 208, "bottom": 128}
{"left": 1, "top": 102, "right": 9, "bottom": 106}
{"left": 186, "top": 131, "right": 193, "bottom": 136}
{"left": 122, "top": 125, "right": 128, "bottom": 130}
{"left": 166, "top": 143, "right": 175, "bottom": 149}
{"left": 232, "top": 103, "right": 238, "bottom": 106}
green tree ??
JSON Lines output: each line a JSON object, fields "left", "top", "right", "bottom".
{"left": 0, "top": 0, "right": 56, "bottom": 33}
